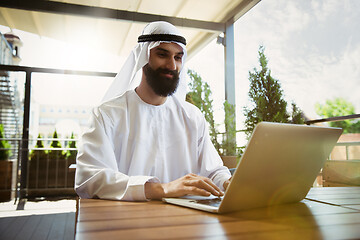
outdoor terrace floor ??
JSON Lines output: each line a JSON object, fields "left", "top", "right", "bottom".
{"left": 0, "top": 198, "right": 76, "bottom": 240}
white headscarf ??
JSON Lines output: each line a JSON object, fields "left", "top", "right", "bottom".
{"left": 102, "top": 21, "right": 188, "bottom": 103}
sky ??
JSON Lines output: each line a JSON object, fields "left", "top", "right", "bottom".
{"left": 187, "top": 0, "right": 360, "bottom": 129}
{"left": 1, "top": 0, "right": 359, "bottom": 143}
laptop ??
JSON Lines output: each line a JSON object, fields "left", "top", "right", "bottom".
{"left": 163, "top": 122, "right": 342, "bottom": 213}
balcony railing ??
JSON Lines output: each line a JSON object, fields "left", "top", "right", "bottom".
{"left": 1, "top": 137, "right": 79, "bottom": 200}
{"left": 1, "top": 63, "right": 359, "bottom": 199}
{"left": 306, "top": 114, "right": 360, "bottom": 160}
{"left": 306, "top": 114, "right": 360, "bottom": 187}
{"left": 305, "top": 114, "right": 360, "bottom": 125}
{"left": 0, "top": 64, "right": 116, "bottom": 200}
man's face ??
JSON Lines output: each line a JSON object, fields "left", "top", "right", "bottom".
{"left": 144, "top": 43, "right": 184, "bottom": 97}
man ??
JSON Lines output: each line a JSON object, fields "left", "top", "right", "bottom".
{"left": 75, "top": 21, "right": 231, "bottom": 201}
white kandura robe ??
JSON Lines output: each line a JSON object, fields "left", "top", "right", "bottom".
{"left": 75, "top": 90, "right": 231, "bottom": 201}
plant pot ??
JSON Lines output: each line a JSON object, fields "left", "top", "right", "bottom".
{"left": 0, "top": 160, "right": 14, "bottom": 202}
{"left": 221, "top": 155, "right": 238, "bottom": 169}
{"left": 29, "top": 157, "right": 48, "bottom": 189}
{"left": 28, "top": 156, "right": 76, "bottom": 192}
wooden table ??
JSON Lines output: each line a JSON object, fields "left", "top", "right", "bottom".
{"left": 75, "top": 187, "right": 360, "bottom": 239}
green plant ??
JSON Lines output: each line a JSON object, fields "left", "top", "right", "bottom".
{"left": 186, "top": 69, "right": 240, "bottom": 156}
{"left": 315, "top": 97, "right": 360, "bottom": 133}
{"left": 29, "top": 134, "right": 48, "bottom": 160}
{"left": 0, "top": 124, "right": 12, "bottom": 160}
{"left": 48, "top": 129, "right": 64, "bottom": 159}
{"left": 50, "top": 129, "right": 61, "bottom": 148}
{"left": 222, "top": 101, "right": 237, "bottom": 156}
{"left": 290, "top": 102, "right": 304, "bottom": 124}
{"left": 187, "top": 69, "right": 221, "bottom": 154}
{"left": 65, "top": 132, "right": 77, "bottom": 160}
{"left": 35, "top": 134, "right": 45, "bottom": 148}
{"left": 244, "top": 46, "right": 304, "bottom": 138}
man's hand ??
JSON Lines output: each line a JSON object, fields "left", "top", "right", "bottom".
{"left": 145, "top": 173, "right": 223, "bottom": 200}
{"left": 223, "top": 177, "right": 232, "bottom": 191}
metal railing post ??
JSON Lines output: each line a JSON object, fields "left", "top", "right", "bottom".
{"left": 19, "top": 70, "right": 31, "bottom": 199}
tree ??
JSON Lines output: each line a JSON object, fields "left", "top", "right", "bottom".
{"left": 29, "top": 133, "right": 47, "bottom": 160}
{"left": 35, "top": 134, "right": 45, "bottom": 148}
{"left": 315, "top": 97, "right": 360, "bottom": 133}
{"left": 187, "top": 69, "right": 221, "bottom": 153}
{"left": 0, "top": 124, "right": 12, "bottom": 160}
{"left": 244, "top": 46, "right": 304, "bottom": 138}
{"left": 187, "top": 70, "right": 239, "bottom": 156}
{"left": 222, "top": 101, "right": 236, "bottom": 156}
{"left": 48, "top": 129, "right": 63, "bottom": 159}
{"left": 65, "top": 132, "right": 77, "bottom": 160}
{"left": 50, "top": 130, "right": 61, "bottom": 148}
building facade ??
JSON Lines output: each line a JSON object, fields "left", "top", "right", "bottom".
{"left": 30, "top": 103, "right": 92, "bottom": 145}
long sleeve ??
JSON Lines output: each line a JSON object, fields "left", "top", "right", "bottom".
{"left": 75, "top": 107, "right": 159, "bottom": 201}
{"left": 75, "top": 92, "right": 231, "bottom": 201}
{"left": 197, "top": 115, "right": 232, "bottom": 191}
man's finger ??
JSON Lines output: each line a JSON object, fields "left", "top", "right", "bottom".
{"left": 202, "top": 177, "right": 223, "bottom": 194}
{"left": 187, "top": 178, "right": 223, "bottom": 196}
{"left": 197, "top": 176, "right": 223, "bottom": 196}
{"left": 185, "top": 186, "right": 211, "bottom": 197}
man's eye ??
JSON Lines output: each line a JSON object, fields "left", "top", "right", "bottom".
{"left": 157, "top": 53, "right": 167, "bottom": 57}
{"left": 175, "top": 56, "right": 182, "bottom": 61}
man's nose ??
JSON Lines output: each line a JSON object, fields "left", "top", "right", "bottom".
{"left": 166, "top": 58, "right": 176, "bottom": 71}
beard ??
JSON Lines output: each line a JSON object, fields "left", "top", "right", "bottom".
{"left": 143, "top": 64, "right": 180, "bottom": 97}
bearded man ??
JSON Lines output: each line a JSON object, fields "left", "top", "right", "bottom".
{"left": 75, "top": 21, "right": 232, "bottom": 201}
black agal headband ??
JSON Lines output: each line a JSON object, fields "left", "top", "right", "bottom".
{"left": 138, "top": 34, "right": 186, "bottom": 45}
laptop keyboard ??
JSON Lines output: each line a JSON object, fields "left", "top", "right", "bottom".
{"left": 190, "top": 198, "right": 222, "bottom": 207}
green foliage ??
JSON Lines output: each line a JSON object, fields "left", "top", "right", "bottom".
{"left": 0, "top": 124, "right": 12, "bottom": 160}
{"left": 48, "top": 129, "right": 64, "bottom": 159}
{"left": 222, "top": 101, "right": 236, "bottom": 156}
{"left": 30, "top": 134, "right": 48, "bottom": 160}
{"left": 50, "top": 130, "right": 62, "bottom": 148}
{"left": 65, "top": 132, "right": 78, "bottom": 160}
{"left": 244, "top": 46, "right": 304, "bottom": 138}
{"left": 187, "top": 69, "right": 239, "bottom": 156}
{"left": 290, "top": 102, "right": 304, "bottom": 124}
{"left": 315, "top": 97, "right": 360, "bottom": 133}
{"left": 187, "top": 69, "right": 221, "bottom": 154}
{"left": 35, "top": 134, "right": 45, "bottom": 148}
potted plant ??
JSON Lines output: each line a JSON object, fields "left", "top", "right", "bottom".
{"left": 0, "top": 124, "right": 13, "bottom": 202}
{"left": 29, "top": 134, "right": 48, "bottom": 189}
{"left": 186, "top": 70, "right": 239, "bottom": 168}
{"left": 65, "top": 132, "right": 77, "bottom": 188}
{"left": 220, "top": 101, "right": 239, "bottom": 168}
{"left": 187, "top": 69, "right": 221, "bottom": 154}
{"left": 48, "top": 129, "right": 66, "bottom": 188}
